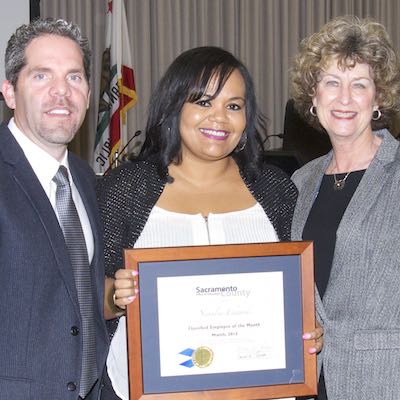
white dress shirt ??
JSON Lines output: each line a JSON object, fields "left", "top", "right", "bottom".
{"left": 8, "top": 118, "right": 94, "bottom": 262}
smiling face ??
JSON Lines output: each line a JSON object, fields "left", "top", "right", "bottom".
{"left": 179, "top": 69, "right": 247, "bottom": 163}
{"left": 313, "top": 59, "right": 378, "bottom": 144}
{"left": 2, "top": 34, "right": 90, "bottom": 160}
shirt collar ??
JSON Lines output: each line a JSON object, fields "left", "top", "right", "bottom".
{"left": 8, "top": 117, "right": 70, "bottom": 189}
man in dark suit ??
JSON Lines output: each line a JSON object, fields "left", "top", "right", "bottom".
{"left": 0, "top": 19, "right": 108, "bottom": 399}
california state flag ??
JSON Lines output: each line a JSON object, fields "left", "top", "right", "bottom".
{"left": 93, "top": 0, "right": 137, "bottom": 174}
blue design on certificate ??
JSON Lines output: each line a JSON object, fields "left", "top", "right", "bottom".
{"left": 179, "top": 347, "right": 214, "bottom": 368}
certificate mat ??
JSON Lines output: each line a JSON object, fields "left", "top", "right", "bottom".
{"left": 157, "top": 271, "right": 286, "bottom": 376}
{"left": 124, "top": 241, "right": 316, "bottom": 400}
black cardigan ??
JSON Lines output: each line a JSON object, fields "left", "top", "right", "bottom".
{"left": 96, "top": 159, "right": 297, "bottom": 334}
{"left": 97, "top": 159, "right": 297, "bottom": 276}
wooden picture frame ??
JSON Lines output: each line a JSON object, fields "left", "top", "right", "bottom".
{"left": 124, "top": 241, "right": 316, "bottom": 399}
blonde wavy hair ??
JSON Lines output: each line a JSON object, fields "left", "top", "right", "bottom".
{"left": 290, "top": 16, "right": 400, "bottom": 131}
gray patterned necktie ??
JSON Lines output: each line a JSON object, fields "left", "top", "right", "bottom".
{"left": 53, "top": 165, "right": 97, "bottom": 397}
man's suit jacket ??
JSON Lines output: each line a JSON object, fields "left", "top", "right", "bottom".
{"left": 0, "top": 124, "right": 109, "bottom": 399}
{"left": 291, "top": 129, "right": 400, "bottom": 399}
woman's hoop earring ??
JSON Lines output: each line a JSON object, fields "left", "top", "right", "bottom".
{"left": 236, "top": 132, "right": 247, "bottom": 152}
{"left": 372, "top": 109, "right": 382, "bottom": 121}
{"left": 310, "top": 105, "right": 317, "bottom": 117}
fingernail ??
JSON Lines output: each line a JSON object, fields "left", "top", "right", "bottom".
{"left": 134, "top": 288, "right": 139, "bottom": 294}
{"left": 134, "top": 281, "right": 137, "bottom": 286}
{"left": 308, "top": 347, "right": 317, "bottom": 354}
{"left": 127, "top": 296, "right": 136, "bottom": 302}
{"left": 132, "top": 270, "right": 139, "bottom": 276}
{"left": 303, "top": 333, "right": 312, "bottom": 340}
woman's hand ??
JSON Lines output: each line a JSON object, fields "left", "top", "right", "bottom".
{"left": 104, "top": 269, "right": 138, "bottom": 320}
{"left": 114, "top": 268, "right": 139, "bottom": 308}
{"left": 303, "top": 322, "right": 324, "bottom": 354}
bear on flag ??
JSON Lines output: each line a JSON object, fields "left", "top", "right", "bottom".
{"left": 94, "top": 0, "right": 138, "bottom": 174}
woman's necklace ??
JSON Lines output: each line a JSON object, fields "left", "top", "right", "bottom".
{"left": 333, "top": 172, "right": 351, "bottom": 191}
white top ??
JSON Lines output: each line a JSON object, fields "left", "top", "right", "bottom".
{"left": 107, "top": 204, "right": 291, "bottom": 399}
{"left": 8, "top": 118, "right": 94, "bottom": 262}
{"left": 135, "top": 203, "right": 278, "bottom": 248}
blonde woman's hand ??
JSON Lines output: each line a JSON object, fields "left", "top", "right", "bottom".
{"left": 303, "top": 322, "right": 324, "bottom": 354}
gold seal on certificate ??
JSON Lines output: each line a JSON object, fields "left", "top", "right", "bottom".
{"left": 192, "top": 346, "right": 213, "bottom": 368}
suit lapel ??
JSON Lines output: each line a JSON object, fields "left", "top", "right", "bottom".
{"left": 0, "top": 125, "right": 81, "bottom": 314}
{"left": 329, "top": 130, "right": 398, "bottom": 286}
{"left": 337, "top": 130, "right": 398, "bottom": 234}
{"left": 292, "top": 153, "right": 332, "bottom": 240}
{"left": 323, "top": 131, "right": 399, "bottom": 316}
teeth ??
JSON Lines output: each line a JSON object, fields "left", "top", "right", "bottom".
{"left": 332, "top": 111, "right": 355, "bottom": 118}
{"left": 200, "top": 128, "right": 228, "bottom": 137}
{"left": 47, "top": 109, "right": 70, "bottom": 115}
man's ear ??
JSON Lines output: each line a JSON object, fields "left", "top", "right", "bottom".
{"left": 2, "top": 80, "right": 16, "bottom": 110}
{"left": 86, "top": 89, "right": 91, "bottom": 110}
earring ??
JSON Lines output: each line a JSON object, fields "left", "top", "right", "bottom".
{"left": 310, "top": 105, "right": 317, "bottom": 116}
{"left": 372, "top": 109, "right": 382, "bottom": 121}
{"left": 236, "top": 132, "right": 247, "bottom": 152}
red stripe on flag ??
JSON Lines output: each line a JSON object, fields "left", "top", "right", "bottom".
{"left": 121, "top": 65, "right": 136, "bottom": 108}
{"left": 109, "top": 108, "right": 121, "bottom": 149}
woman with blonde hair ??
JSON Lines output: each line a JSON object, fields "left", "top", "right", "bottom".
{"left": 291, "top": 16, "right": 400, "bottom": 399}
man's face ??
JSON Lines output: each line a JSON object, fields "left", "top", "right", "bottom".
{"left": 2, "top": 34, "right": 90, "bottom": 160}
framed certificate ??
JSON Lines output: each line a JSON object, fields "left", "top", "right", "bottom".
{"left": 124, "top": 241, "right": 316, "bottom": 399}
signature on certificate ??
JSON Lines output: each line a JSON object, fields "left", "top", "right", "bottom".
{"left": 237, "top": 345, "right": 272, "bottom": 360}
